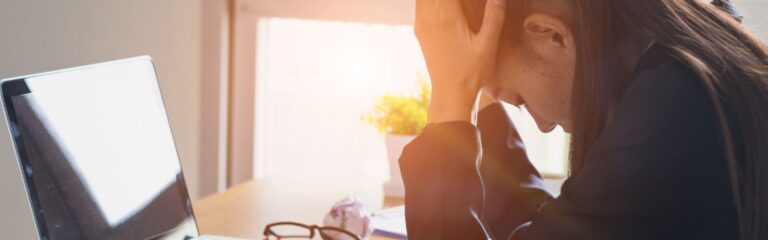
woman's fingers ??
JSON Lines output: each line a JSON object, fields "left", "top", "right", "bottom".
{"left": 414, "top": 0, "right": 429, "bottom": 22}
{"left": 437, "top": 0, "right": 465, "bottom": 21}
{"left": 478, "top": 0, "right": 507, "bottom": 48}
{"left": 415, "top": 0, "right": 465, "bottom": 30}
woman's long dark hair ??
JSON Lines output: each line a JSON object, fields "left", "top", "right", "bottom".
{"left": 461, "top": 0, "right": 768, "bottom": 239}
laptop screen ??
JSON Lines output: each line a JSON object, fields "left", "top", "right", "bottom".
{"left": 1, "top": 58, "right": 198, "bottom": 240}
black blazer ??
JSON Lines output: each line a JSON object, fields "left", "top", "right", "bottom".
{"left": 399, "top": 44, "right": 739, "bottom": 239}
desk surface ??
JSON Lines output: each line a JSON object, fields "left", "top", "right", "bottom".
{"left": 193, "top": 175, "right": 404, "bottom": 240}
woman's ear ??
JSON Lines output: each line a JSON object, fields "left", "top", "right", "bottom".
{"left": 522, "top": 14, "right": 573, "bottom": 51}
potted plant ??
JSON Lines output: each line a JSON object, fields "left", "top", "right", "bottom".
{"left": 364, "top": 75, "right": 430, "bottom": 198}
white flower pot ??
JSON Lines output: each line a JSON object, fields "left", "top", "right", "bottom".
{"left": 383, "top": 134, "right": 416, "bottom": 198}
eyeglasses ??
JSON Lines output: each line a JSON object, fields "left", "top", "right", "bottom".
{"left": 263, "top": 221, "right": 362, "bottom": 240}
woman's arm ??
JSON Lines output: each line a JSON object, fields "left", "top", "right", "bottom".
{"left": 399, "top": 103, "right": 552, "bottom": 239}
{"left": 477, "top": 104, "right": 552, "bottom": 238}
{"left": 404, "top": 0, "right": 513, "bottom": 236}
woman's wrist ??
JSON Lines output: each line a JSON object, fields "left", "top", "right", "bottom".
{"left": 428, "top": 90, "right": 478, "bottom": 124}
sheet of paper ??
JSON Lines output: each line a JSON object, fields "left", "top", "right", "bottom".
{"left": 371, "top": 205, "right": 407, "bottom": 239}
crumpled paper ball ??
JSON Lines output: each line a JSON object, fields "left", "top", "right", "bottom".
{"left": 322, "top": 196, "right": 373, "bottom": 240}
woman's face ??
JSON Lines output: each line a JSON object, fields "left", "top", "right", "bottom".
{"left": 484, "top": 45, "right": 575, "bottom": 132}
{"left": 482, "top": 14, "right": 576, "bottom": 133}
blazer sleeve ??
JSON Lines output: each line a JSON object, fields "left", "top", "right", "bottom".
{"left": 399, "top": 103, "right": 552, "bottom": 240}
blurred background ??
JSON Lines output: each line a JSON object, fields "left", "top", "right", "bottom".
{"left": 0, "top": 0, "right": 766, "bottom": 201}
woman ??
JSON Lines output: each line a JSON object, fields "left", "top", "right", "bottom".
{"left": 400, "top": 0, "right": 768, "bottom": 239}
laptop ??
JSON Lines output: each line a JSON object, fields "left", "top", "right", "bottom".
{"left": 0, "top": 57, "right": 249, "bottom": 240}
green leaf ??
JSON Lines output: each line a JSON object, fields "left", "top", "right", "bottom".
{"left": 363, "top": 74, "right": 430, "bottom": 135}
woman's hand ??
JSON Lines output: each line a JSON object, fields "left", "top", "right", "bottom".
{"left": 415, "top": 0, "right": 506, "bottom": 123}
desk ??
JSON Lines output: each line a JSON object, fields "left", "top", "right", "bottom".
{"left": 193, "top": 175, "right": 404, "bottom": 240}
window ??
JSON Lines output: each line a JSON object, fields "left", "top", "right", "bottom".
{"left": 252, "top": 17, "right": 570, "bottom": 183}
{"left": 254, "top": 18, "right": 424, "bottom": 181}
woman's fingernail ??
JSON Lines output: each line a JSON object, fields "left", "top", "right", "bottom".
{"left": 490, "top": 0, "right": 505, "bottom": 6}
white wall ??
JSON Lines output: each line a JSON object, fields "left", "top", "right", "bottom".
{"left": 740, "top": 0, "right": 768, "bottom": 41}
{"left": 0, "top": 0, "right": 205, "bottom": 199}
